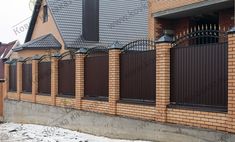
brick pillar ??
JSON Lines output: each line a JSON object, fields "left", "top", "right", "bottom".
{"left": 227, "top": 28, "right": 235, "bottom": 132}
{"left": 17, "top": 61, "right": 23, "bottom": 100}
{"left": 51, "top": 54, "right": 59, "bottom": 105}
{"left": 108, "top": 45, "right": 121, "bottom": 115}
{"left": 155, "top": 36, "right": 173, "bottom": 122}
{"left": 4, "top": 63, "right": 9, "bottom": 99}
{"left": 32, "top": 57, "right": 39, "bottom": 103}
{"left": 75, "top": 50, "right": 86, "bottom": 109}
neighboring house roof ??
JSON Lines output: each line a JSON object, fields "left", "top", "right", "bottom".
{"left": 0, "top": 41, "right": 18, "bottom": 59}
{"left": 13, "top": 34, "right": 61, "bottom": 52}
{"left": 25, "top": 0, "right": 148, "bottom": 49}
{"left": 0, "top": 41, "right": 18, "bottom": 79}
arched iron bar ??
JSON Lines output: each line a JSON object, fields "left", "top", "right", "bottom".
{"left": 39, "top": 55, "right": 52, "bottom": 63}
{"left": 121, "top": 39, "right": 156, "bottom": 53}
{"left": 58, "top": 50, "right": 76, "bottom": 60}
{"left": 173, "top": 29, "right": 228, "bottom": 48}
{"left": 22, "top": 57, "right": 33, "bottom": 64}
{"left": 86, "top": 46, "right": 109, "bottom": 57}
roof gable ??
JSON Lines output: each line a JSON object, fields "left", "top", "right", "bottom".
{"left": 25, "top": 0, "right": 148, "bottom": 49}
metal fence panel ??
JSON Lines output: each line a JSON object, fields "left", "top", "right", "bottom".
{"left": 9, "top": 64, "right": 17, "bottom": 92}
{"left": 85, "top": 53, "right": 108, "bottom": 98}
{"left": 120, "top": 50, "right": 156, "bottom": 102}
{"left": 58, "top": 59, "right": 75, "bottom": 97}
{"left": 22, "top": 64, "right": 32, "bottom": 92}
{"left": 170, "top": 42, "right": 228, "bottom": 109}
{"left": 38, "top": 62, "right": 51, "bottom": 95}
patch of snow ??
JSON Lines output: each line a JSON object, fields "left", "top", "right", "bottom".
{"left": 0, "top": 123, "right": 151, "bottom": 142}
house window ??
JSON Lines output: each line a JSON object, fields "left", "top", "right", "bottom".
{"left": 43, "top": 5, "right": 48, "bottom": 23}
{"left": 82, "top": 0, "right": 99, "bottom": 41}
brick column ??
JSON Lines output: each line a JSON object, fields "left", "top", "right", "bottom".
{"left": 75, "top": 49, "right": 86, "bottom": 109}
{"left": 155, "top": 36, "right": 173, "bottom": 122}
{"left": 17, "top": 60, "right": 23, "bottom": 100}
{"left": 108, "top": 42, "right": 122, "bottom": 115}
{"left": 32, "top": 56, "right": 40, "bottom": 103}
{"left": 227, "top": 28, "right": 235, "bottom": 133}
{"left": 51, "top": 54, "right": 60, "bottom": 105}
{"left": 4, "top": 63, "right": 10, "bottom": 99}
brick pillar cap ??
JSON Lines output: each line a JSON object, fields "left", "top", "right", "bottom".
{"left": 228, "top": 27, "right": 235, "bottom": 34}
{"left": 75, "top": 48, "right": 88, "bottom": 54}
{"left": 51, "top": 52, "right": 61, "bottom": 58}
{"left": 18, "top": 57, "right": 25, "bottom": 62}
{"left": 108, "top": 41, "right": 123, "bottom": 50}
{"left": 32, "top": 54, "right": 41, "bottom": 60}
{"left": 155, "top": 35, "right": 173, "bottom": 44}
{"left": 5, "top": 60, "right": 12, "bottom": 64}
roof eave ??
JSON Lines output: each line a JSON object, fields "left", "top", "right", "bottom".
{"left": 24, "top": 0, "right": 42, "bottom": 43}
{"left": 153, "top": 0, "right": 233, "bottom": 19}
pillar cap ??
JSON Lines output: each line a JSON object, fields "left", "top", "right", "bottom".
{"left": 32, "top": 54, "right": 41, "bottom": 60}
{"left": 228, "top": 27, "right": 235, "bottom": 34}
{"left": 5, "top": 60, "right": 12, "bottom": 64}
{"left": 108, "top": 41, "right": 123, "bottom": 50}
{"left": 155, "top": 35, "right": 173, "bottom": 44}
{"left": 18, "top": 57, "right": 25, "bottom": 62}
{"left": 75, "top": 48, "right": 88, "bottom": 54}
{"left": 51, "top": 52, "right": 61, "bottom": 58}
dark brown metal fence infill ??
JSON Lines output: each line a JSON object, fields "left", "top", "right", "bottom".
{"left": 58, "top": 51, "right": 75, "bottom": 97}
{"left": 22, "top": 62, "right": 32, "bottom": 93}
{"left": 9, "top": 63, "right": 17, "bottom": 92}
{"left": 38, "top": 61, "right": 51, "bottom": 95}
{"left": 84, "top": 47, "right": 109, "bottom": 99}
{"left": 120, "top": 40, "right": 156, "bottom": 103}
{"left": 170, "top": 28, "right": 228, "bottom": 110}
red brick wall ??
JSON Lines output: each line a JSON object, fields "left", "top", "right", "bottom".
{"left": 219, "top": 8, "right": 234, "bottom": 31}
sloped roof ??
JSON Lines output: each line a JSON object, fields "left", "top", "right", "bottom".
{"left": 26, "top": 0, "right": 98, "bottom": 49}
{"left": 25, "top": 0, "right": 148, "bottom": 49}
{"left": 14, "top": 34, "right": 61, "bottom": 52}
{"left": 47, "top": 0, "right": 85, "bottom": 48}
{"left": 0, "top": 41, "right": 17, "bottom": 59}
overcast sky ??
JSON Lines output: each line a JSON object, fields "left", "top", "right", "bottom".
{"left": 0, "top": 0, "right": 33, "bottom": 44}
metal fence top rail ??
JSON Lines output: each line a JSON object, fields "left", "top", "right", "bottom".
{"left": 86, "top": 46, "right": 109, "bottom": 57}
{"left": 173, "top": 27, "right": 228, "bottom": 48}
{"left": 59, "top": 50, "right": 76, "bottom": 60}
{"left": 121, "top": 39, "right": 156, "bottom": 52}
{"left": 22, "top": 57, "right": 33, "bottom": 64}
{"left": 38, "top": 55, "right": 52, "bottom": 63}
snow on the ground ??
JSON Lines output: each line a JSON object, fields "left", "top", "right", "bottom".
{"left": 0, "top": 123, "right": 150, "bottom": 142}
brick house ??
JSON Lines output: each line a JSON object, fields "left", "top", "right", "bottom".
{"left": 149, "top": 0, "right": 234, "bottom": 39}
{"left": 147, "top": 0, "right": 235, "bottom": 133}
{"left": 4, "top": 0, "right": 235, "bottom": 140}
{"left": 13, "top": 0, "right": 149, "bottom": 58}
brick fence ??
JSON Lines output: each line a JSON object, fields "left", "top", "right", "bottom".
{"left": 3, "top": 30, "right": 235, "bottom": 133}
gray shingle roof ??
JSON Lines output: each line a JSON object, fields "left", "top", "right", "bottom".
{"left": 14, "top": 34, "right": 61, "bottom": 52}
{"left": 46, "top": 0, "right": 148, "bottom": 49}
{"left": 25, "top": 0, "right": 148, "bottom": 49}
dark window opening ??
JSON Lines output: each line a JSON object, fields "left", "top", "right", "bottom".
{"left": 43, "top": 5, "right": 48, "bottom": 23}
{"left": 189, "top": 13, "right": 219, "bottom": 45}
{"left": 82, "top": 0, "right": 99, "bottom": 41}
